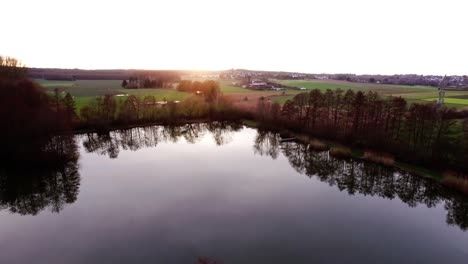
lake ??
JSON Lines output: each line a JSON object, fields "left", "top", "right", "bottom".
{"left": 0, "top": 123, "right": 467, "bottom": 264}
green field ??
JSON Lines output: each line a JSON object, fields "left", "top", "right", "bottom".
{"left": 37, "top": 79, "right": 123, "bottom": 96}
{"left": 219, "top": 81, "right": 280, "bottom": 94}
{"left": 36, "top": 79, "right": 189, "bottom": 110}
{"left": 272, "top": 95, "right": 294, "bottom": 104}
{"left": 38, "top": 80, "right": 75, "bottom": 87}
{"left": 272, "top": 79, "right": 468, "bottom": 109}
{"left": 220, "top": 81, "right": 304, "bottom": 95}
{"left": 422, "top": 98, "right": 468, "bottom": 105}
{"left": 275, "top": 79, "right": 435, "bottom": 93}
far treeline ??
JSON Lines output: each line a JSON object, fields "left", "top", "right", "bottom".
{"left": 1, "top": 55, "right": 468, "bottom": 175}
{"left": 27, "top": 67, "right": 183, "bottom": 81}
{"left": 254, "top": 89, "right": 468, "bottom": 172}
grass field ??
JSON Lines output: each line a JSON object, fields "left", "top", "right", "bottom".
{"left": 422, "top": 98, "right": 468, "bottom": 105}
{"left": 275, "top": 79, "right": 435, "bottom": 93}
{"left": 220, "top": 81, "right": 281, "bottom": 94}
{"left": 38, "top": 80, "right": 75, "bottom": 87}
{"left": 36, "top": 79, "right": 189, "bottom": 110}
{"left": 37, "top": 80, "right": 123, "bottom": 96}
{"left": 272, "top": 79, "right": 468, "bottom": 109}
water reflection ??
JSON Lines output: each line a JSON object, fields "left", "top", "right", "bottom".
{"left": 254, "top": 129, "right": 468, "bottom": 230}
{"left": 82, "top": 122, "right": 243, "bottom": 158}
{"left": 1, "top": 123, "right": 467, "bottom": 232}
{"left": 0, "top": 136, "right": 80, "bottom": 215}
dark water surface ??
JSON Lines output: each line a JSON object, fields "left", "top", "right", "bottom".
{"left": 0, "top": 123, "right": 467, "bottom": 264}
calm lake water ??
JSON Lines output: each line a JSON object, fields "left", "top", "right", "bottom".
{"left": 0, "top": 123, "right": 467, "bottom": 264}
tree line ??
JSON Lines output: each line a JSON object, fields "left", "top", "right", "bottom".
{"left": 254, "top": 89, "right": 468, "bottom": 172}
{"left": 27, "top": 68, "right": 182, "bottom": 82}
{"left": 177, "top": 80, "right": 221, "bottom": 101}
{"left": 77, "top": 85, "right": 237, "bottom": 130}
{"left": 122, "top": 76, "right": 176, "bottom": 89}
{"left": 0, "top": 56, "right": 27, "bottom": 80}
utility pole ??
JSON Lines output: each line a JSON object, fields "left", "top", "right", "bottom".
{"left": 437, "top": 75, "right": 448, "bottom": 106}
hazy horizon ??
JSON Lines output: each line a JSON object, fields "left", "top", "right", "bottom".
{"left": 21, "top": 66, "right": 468, "bottom": 77}
{"left": 2, "top": 0, "right": 467, "bottom": 75}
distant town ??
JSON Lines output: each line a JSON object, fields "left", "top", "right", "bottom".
{"left": 219, "top": 69, "right": 468, "bottom": 90}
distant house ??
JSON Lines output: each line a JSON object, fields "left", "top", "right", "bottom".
{"left": 141, "top": 100, "right": 181, "bottom": 108}
{"left": 248, "top": 82, "right": 268, "bottom": 89}
{"left": 245, "top": 81, "right": 287, "bottom": 91}
{"left": 316, "top": 75, "right": 329, "bottom": 80}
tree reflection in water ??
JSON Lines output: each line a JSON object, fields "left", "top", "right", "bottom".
{"left": 0, "top": 136, "right": 80, "bottom": 215}
{"left": 15, "top": 124, "right": 465, "bottom": 230}
{"left": 254, "top": 130, "right": 468, "bottom": 231}
{"left": 81, "top": 122, "right": 243, "bottom": 158}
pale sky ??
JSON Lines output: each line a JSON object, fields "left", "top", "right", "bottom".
{"left": 1, "top": 0, "right": 467, "bottom": 75}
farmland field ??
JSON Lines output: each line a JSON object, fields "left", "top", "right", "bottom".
{"left": 36, "top": 79, "right": 189, "bottom": 110}
{"left": 36, "top": 80, "right": 123, "bottom": 96}
{"left": 37, "top": 80, "right": 75, "bottom": 87}
{"left": 275, "top": 79, "right": 435, "bottom": 93}
{"left": 422, "top": 98, "right": 468, "bottom": 105}
{"left": 272, "top": 79, "right": 468, "bottom": 109}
